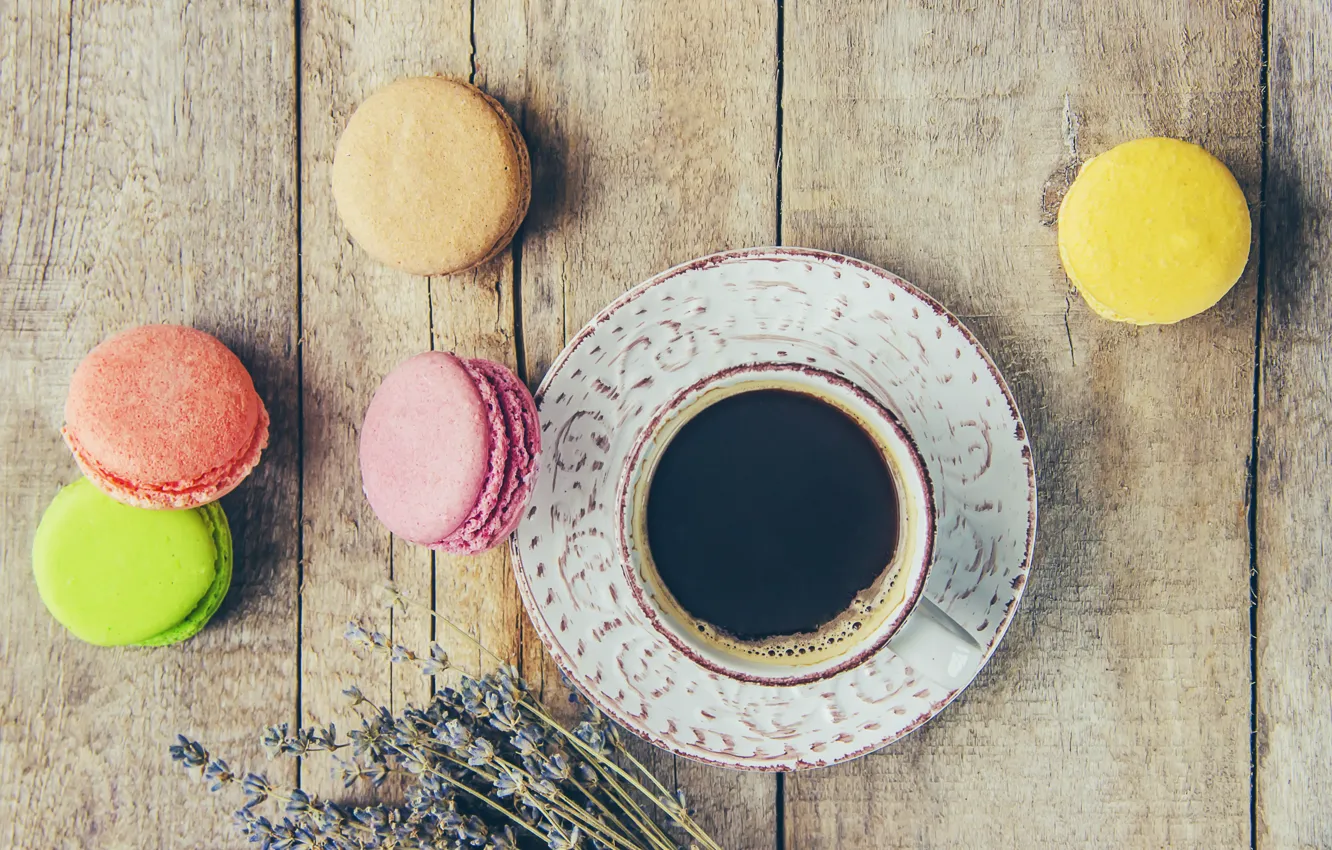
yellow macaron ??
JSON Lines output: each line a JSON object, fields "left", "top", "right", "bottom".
{"left": 1057, "top": 137, "right": 1251, "bottom": 325}
{"left": 332, "top": 76, "right": 531, "bottom": 277}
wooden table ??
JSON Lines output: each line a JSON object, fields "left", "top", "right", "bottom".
{"left": 2, "top": 1, "right": 1329, "bottom": 847}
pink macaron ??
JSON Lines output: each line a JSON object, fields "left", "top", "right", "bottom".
{"left": 63, "top": 324, "right": 270, "bottom": 509}
{"left": 359, "top": 351, "right": 540, "bottom": 554}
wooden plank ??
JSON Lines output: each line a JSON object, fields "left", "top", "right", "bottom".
{"left": 782, "top": 2, "right": 1261, "bottom": 847}
{"left": 484, "top": 1, "right": 782, "bottom": 845}
{"left": 1256, "top": 3, "right": 1332, "bottom": 847}
{"left": 428, "top": 262, "right": 527, "bottom": 677}
{"left": 472, "top": 0, "right": 571, "bottom": 720}
{"left": 0, "top": 1, "right": 298, "bottom": 846}
{"left": 426, "top": 5, "right": 534, "bottom": 688}
{"left": 297, "top": 0, "right": 473, "bottom": 800}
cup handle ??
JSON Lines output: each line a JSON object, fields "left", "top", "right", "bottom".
{"left": 886, "top": 597, "right": 985, "bottom": 691}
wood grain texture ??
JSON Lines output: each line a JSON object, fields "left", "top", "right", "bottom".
{"left": 491, "top": 1, "right": 781, "bottom": 845}
{"left": 0, "top": 1, "right": 298, "bottom": 846}
{"left": 1256, "top": 2, "right": 1332, "bottom": 847}
{"left": 428, "top": 260, "right": 527, "bottom": 679}
{"left": 782, "top": 1, "right": 1262, "bottom": 847}
{"left": 297, "top": 0, "right": 472, "bottom": 800}
{"left": 431, "top": 2, "right": 531, "bottom": 689}
{"left": 6, "top": 0, "right": 1323, "bottom": 846}
{"left": 470, "top": 1, "right": 574, "bottom": 721}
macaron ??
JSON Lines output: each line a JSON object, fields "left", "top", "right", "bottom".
{"left": 63, "top": 324, "right": 270, "bottom": 509}
{"left": 359, "top": 351, "right": 540, "bottom": 554}
{"left": 332, "top": 76, "right": 532, "bottom": 277}
{"left": 32, "top": 478, "right": 233, "bottom": 646}
{"left": 1058, "top": 137, "right": 1251, "bottom": 325}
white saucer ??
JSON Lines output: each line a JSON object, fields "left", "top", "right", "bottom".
{"left": 513, "top": 248, "right": 1036, "bottom": 770}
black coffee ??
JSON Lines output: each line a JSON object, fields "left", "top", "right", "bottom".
{"left": 645, "top": 388, "right": 899, "bottom": 642}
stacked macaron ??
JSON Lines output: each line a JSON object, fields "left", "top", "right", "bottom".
{"left": 63, "top": 325, "right": 269, "bottom": 508}
{"left": 33, "top": 479, "right": 234, "bottom": 646}
{"left": 34, "top": 325, "right": 267, "bottom": 646}
{"left": 359, "top": 351, "right": 540, "bottom": 554}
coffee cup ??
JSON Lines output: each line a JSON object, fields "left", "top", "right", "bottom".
{"left": 615, "top": 362, "right": 982, "bottom": 689}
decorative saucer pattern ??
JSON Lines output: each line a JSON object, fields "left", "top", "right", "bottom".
{"left": 514, "top": 248, "right": 1036, "bottom": 770}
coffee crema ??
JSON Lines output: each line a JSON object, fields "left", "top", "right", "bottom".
{"left": 641, "top": 385, "right": 909, "bottom": 665}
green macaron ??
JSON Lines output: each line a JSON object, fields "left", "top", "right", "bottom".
{"left": 32, "top": 478, "right": 233, "bottom": 646}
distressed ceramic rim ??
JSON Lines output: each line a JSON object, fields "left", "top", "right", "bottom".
{"left": 613, "top": 361, "right": 937, "bottom": 687}
{"left": 513, "top": 246, "right": 1038, "bottom": 771}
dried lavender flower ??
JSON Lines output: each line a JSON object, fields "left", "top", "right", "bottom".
{"left": 175, "top": 589, "right": 724, "bottom": 850}
{"left": 422, "top": 643, "right": 451, "bottom": 677}
{"left": 203, "top": 759, "right": 234, "bottom": 792}
{"left": 169, "top": 735, "right": 207, "bottom": 769}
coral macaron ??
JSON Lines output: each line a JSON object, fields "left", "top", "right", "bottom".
{"left": 63, "top": 325, "right": 269, "bottom": 509}
{"left": 359, "top": 351, "right": 540, "bottom": 554}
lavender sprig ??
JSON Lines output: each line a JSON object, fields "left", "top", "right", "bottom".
{"left": 173, "top": 587, "right": 722, "bottom": 850}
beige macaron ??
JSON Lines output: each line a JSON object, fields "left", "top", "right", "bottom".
{"left": 332, "top": 76, "right": 531, "bottom": 277}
